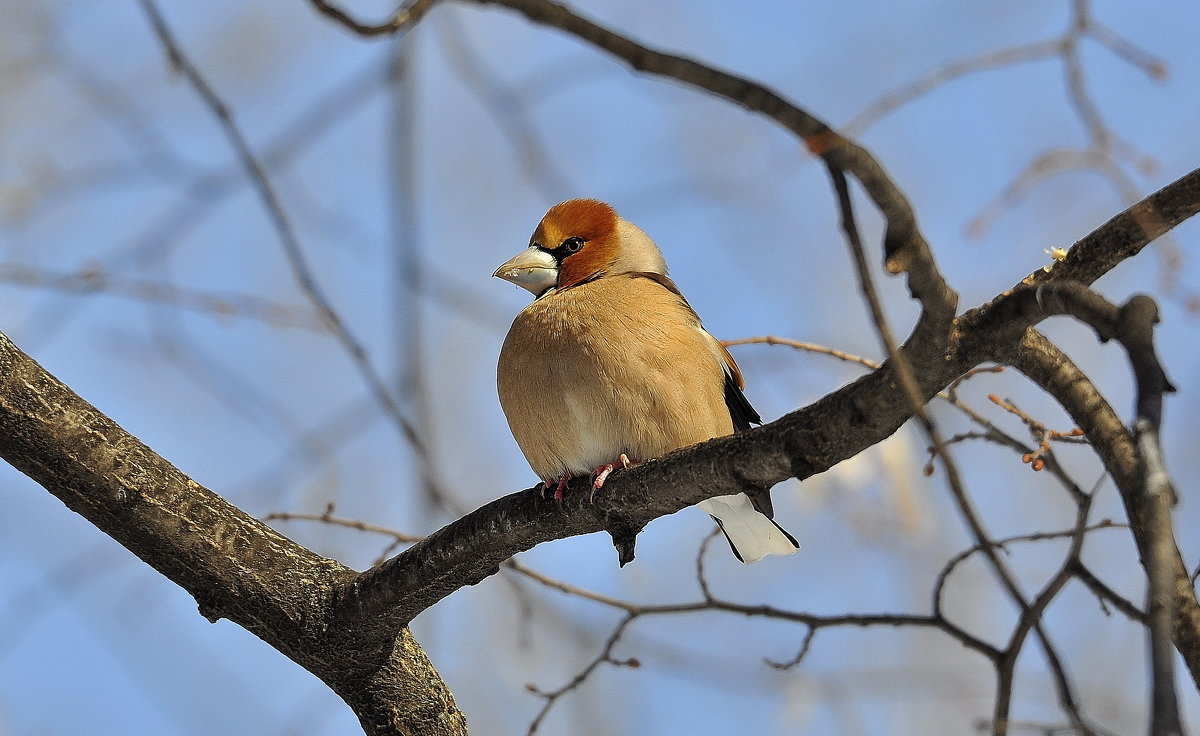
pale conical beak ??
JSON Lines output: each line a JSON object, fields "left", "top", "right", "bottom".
{"left": 493, "top": 246, "right": 559, "bottom": 296}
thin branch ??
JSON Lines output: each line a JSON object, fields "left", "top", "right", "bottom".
{"left": 843, "top": 38, "right": 1064, "bottom": 136}
{"left": 265, "top": 510, "right": 425, "bottom": 544}
{"left": 0, "top": 262, "right": 325, "bottom": 331}
{"left": 1072, "top": 562, "right": 1146, "bottom": 624}
{"left": 525, "top": 613, "right": 638, "bottom": 735}
{"left": 722, "top": 335, "right": 880, "bottom": 370}
{"left": 310, "top": 0, "right": 438, "bottom": 36}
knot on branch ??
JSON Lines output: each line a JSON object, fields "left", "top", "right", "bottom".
{"left": 608, "top": 525, "right": 642, "bottom": 567}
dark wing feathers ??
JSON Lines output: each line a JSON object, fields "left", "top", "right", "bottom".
{"left": 633, "top": 274, "right": 788, "bottom": 528}
{"left": 723, "top": 371, "right": 761, "bottom": 432}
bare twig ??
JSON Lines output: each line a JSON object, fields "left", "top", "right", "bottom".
{"left": 525, "top": 613, "right": 638, "bottom": 735}
{"left": 310, "top": 0, "right": 438, "bottom": 36}
{"left": 722, "top": 335, "right": 881, "bottom": 370}
{"left": 1072, "top": 562, "right": 1146, "bottom": 624}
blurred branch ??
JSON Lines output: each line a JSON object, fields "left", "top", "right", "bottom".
{"left": 843, "top": 38, "right": 1065, "bottom": 137}
{"left": 312, "top": 0, "right": 956, "bottom": 351}
{"left": 845, "top": 0, "right": 1165, "bottom": 141}
{"left": 136, "top": 0, "right": 456, "bottom": 508}
{"left": 962, "top": 0, "right": 1163, "bottom": 240}
{"left": 0, "top": 262, "right": 326, "bottom": 331}
{"left": 433, "top": 12, "right": 575, "bottom": 198}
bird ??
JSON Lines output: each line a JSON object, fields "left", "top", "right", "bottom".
{"left": 493, "top": 198, "right": 798, "bottom": 563}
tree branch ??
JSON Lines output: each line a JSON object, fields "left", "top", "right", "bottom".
{"left": 0, "top": 333, "right": 464, "bottom": 736}
{"left": 1005, "top": 331, "right": 1200, "bottom": 695}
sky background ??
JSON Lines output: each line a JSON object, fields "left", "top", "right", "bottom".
{"left": 1, "top": 0, "right": 1199, "bottom": 734}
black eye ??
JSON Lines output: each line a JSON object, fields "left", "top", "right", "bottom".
{"left": 562, "top": 236, "right": 584, "bottom": 253}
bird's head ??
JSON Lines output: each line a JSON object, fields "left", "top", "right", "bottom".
{"left": 493, "top": 199, "right": 667, "bottom": 297}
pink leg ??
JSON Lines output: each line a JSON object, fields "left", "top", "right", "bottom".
{"left": 539, "top": 474, "right": 572, "bottom": 502}
{"left": 590, "top": 454, "right": 636, "bottom": 493}
{"left": 552, "top": 475, "right": 569, "bottom": 502}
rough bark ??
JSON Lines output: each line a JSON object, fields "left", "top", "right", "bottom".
{"left": 0, "top": 334, "right": 465, "bottom": 736}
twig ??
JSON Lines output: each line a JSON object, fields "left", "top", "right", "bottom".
{"left": 525, "top": 613, "right": 638, "bottom": 735}
{"left": 264, "top": 509, "right": 424, "bottom": 544}
{"left": 843, "top": 38, "right": 1065, "bottom": 136}
{"left": 1072, "top": 562, "right": 1146, "bottom": 624}
{"left": 694, "top": 527, "right": 721, "bottom": 602}
{"left": 310, "top": 0, "right": 438, "bottom": 36}
{"left": 722, "top": 335, "right": 880, "bottom": 370}
{"left": 994, "top": 493, "right": 1100, "bottom": 736}
{"left": 433, "top": 12, "right": 574, "bottom": 198}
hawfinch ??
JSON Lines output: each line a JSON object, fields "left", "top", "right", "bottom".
{"left": 494, "top": 199, "right": 798, "bottom": 563}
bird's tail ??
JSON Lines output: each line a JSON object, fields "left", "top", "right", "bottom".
{"left": 697, "top": 493, "right": 799, "bottom": 563}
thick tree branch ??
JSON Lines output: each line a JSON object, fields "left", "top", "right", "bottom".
{"left": 1027, "top": 166, "right": 1200, "bottom": 287}
{"left": 0, "top": 333, "right": 464, "bottom": 736}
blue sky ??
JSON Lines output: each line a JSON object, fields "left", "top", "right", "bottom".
{"left": 1, "top": 1, "right": 1199, "bottom": 734}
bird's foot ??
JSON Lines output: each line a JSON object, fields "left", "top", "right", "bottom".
{"left": 589, "top": 454, "right": 636, "bottom": 500}
{"left": 539, "top": 474, "right": 572, "bottom": 503}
